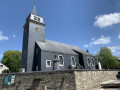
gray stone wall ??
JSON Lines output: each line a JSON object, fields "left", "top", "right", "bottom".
{"left": 75, "top": 70, "right": 119, "bottom": 90}
{"left": 0, "top": 70, "right": 76, "bottom": 90}
{"left": 0, "top": 70, "right": 119, "bottom": 90}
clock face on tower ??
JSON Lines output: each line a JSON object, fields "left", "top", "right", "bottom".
{"left": 35, "top": 28, "right": 39, "bottom": 32}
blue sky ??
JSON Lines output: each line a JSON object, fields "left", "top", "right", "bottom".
{"left": 0, "top": 0, "right": 120, "bottom": 60}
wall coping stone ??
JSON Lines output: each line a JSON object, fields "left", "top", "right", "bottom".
{"left": 0, "top": 69, "right": 120, "bottom": 76}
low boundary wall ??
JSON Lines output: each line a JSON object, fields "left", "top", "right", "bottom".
{"left": 0, "top": 70, "right": 119, "bottom": 90}
{"left": 75, "top": 70, "right": 119, "bottom": 90}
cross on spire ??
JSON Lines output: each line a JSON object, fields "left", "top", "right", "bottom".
{"left": 33, "top": 0, "right": 37, "bottom": 15}
{"left": 34, "top": 0, "right": 36, "bottom": 5}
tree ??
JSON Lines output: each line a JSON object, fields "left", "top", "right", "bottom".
{"left": 2, "top": 69, "right": 10, "bottom": 73}
{"left": 1, "top": 50, "right": 22, "bottom": 72}
{"left": 96, "top": 47, "right": 120, "bottom": 69}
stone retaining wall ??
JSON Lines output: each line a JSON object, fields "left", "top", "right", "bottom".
{"left": 75, "top": 70, "right": 119, "bottom": 90}
{"left": 0, "top": 70, "right": 76, "bottom": 90}
{"left": 0, "top": 70, "right": 119, "bottom": 90}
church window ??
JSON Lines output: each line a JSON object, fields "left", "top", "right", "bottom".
{"left": 46, "top": 60, "right": 51, "bottom": 67}
{"left": 0, "top": 65, "right": 3, "bottom": 68}
{"left": 71, "top": 56, "right": 76, "bottom": 67}
{"left": 87, "top": 57, "right": 90, "bottom": 66}
{"left": 91, "top": 57, "right": 95, "bottom": 66}
{"left": 38, "top": 18, "right": 40, "bottom": 22}
{"left": 58, "top": 55, "right": 64, "bottom": 66}
{"left": 34, "top": 16, "right": 37, "bottom": 20}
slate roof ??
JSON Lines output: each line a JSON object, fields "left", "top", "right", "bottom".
{"left": 36, "top": 40, "right": 93, "bottom": 56}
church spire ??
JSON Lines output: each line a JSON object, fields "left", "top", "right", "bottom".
{"left": 33, "top": 5, "right": 36, "bottom": 14}
{"left": 32, "top": 0, "right": 36, "bottom": 14}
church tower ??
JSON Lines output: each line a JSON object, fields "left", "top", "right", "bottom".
{"left": 21, "top": 6, "right": 45, "bottom": 72}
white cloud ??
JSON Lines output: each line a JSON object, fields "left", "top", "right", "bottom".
{"left": 84, "top": 44, "right": 89, "bottom": 48}
{"left": 108, "top": 46, "right": 120, "bottom": 53}
{"left": 90, "top": 35, "right": 111, "bottom": 45}
{"left": 0, "top": 31, "right": 8, "bottom": 41}
{"left": 91, "top": 37, "right": 95, "bottom": 41}
{"left": 13, "top": 34, "right": 16, "bottom": 38}
{"left": 94, "top": 13, "right": 120, "bottom": 28}
{"left": 118, "top": 34, "right": 120, "bottom": 39}
{"left": 84, "top": 35, "right": 111, "bottom": 48}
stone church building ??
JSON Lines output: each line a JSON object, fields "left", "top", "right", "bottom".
{"left": 21, "top": 7, "right": 101, "bottom": 72}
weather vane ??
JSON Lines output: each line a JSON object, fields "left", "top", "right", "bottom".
{"left": 34, "top": 0, "right": 36, "bottom": 5}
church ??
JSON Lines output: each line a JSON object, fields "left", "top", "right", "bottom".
{"left": 21, "top": 6, "right": 101, "bottom": 72}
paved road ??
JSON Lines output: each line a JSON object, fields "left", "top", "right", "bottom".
{"left": 91, "top": 86, "right": 120, "bottom": 90}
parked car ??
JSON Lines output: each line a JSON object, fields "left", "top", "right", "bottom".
{"left": 116, "top": 72, "right": 120, "bottom": 79}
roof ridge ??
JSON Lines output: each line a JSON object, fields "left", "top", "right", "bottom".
{"left": 46, "top": 40, "right": 82, "bottom": 49}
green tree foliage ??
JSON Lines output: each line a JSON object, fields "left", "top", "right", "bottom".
{"left": 2, "top": 69, "right": 10, "bottom": 73}
{"left": 96, "top": 47, "right": 120, "bottom": 69}
{"left": 1, "top": 50, "right": 22, "bottom": 72}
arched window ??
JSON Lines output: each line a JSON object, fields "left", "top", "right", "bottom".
{"left": 91, "top": 57, "right": 95, "bottom": 66}
{"left": 87, "top": 57, "right": 90, "bottom": 66}
{"left": 46, "top": 60, "right": 51, "bottom": 67}
{"left": 71, "top": 56, "right": 76, "bottom": 67}
{"left": 58, "top": 55, "right": 64, "bottom": 66}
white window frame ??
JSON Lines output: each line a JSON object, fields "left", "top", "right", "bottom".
{"left": 58, "top": 55, "right": 64, "bottom": 66}
{"left": 91, "top": 57, "right": 95, "bottom": 66}
{"left": 71, "top": 56, "right": 76, "bottom": 67}
{"left": 0, "top": 65, "right": 3, "bottom": 69}
{"left": 87, "top": 57, "right": 90, "bottom": 66}
{"left": 46, "top": 60, "right": 51, "bottom": 67}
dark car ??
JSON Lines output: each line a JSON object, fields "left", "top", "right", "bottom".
{"left": 116, "top": 72, "right": 120, "bottom": 79}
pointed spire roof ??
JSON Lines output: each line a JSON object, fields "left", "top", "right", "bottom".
{"left": 33, "top": 5, "right": 36, "bottom": 15}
